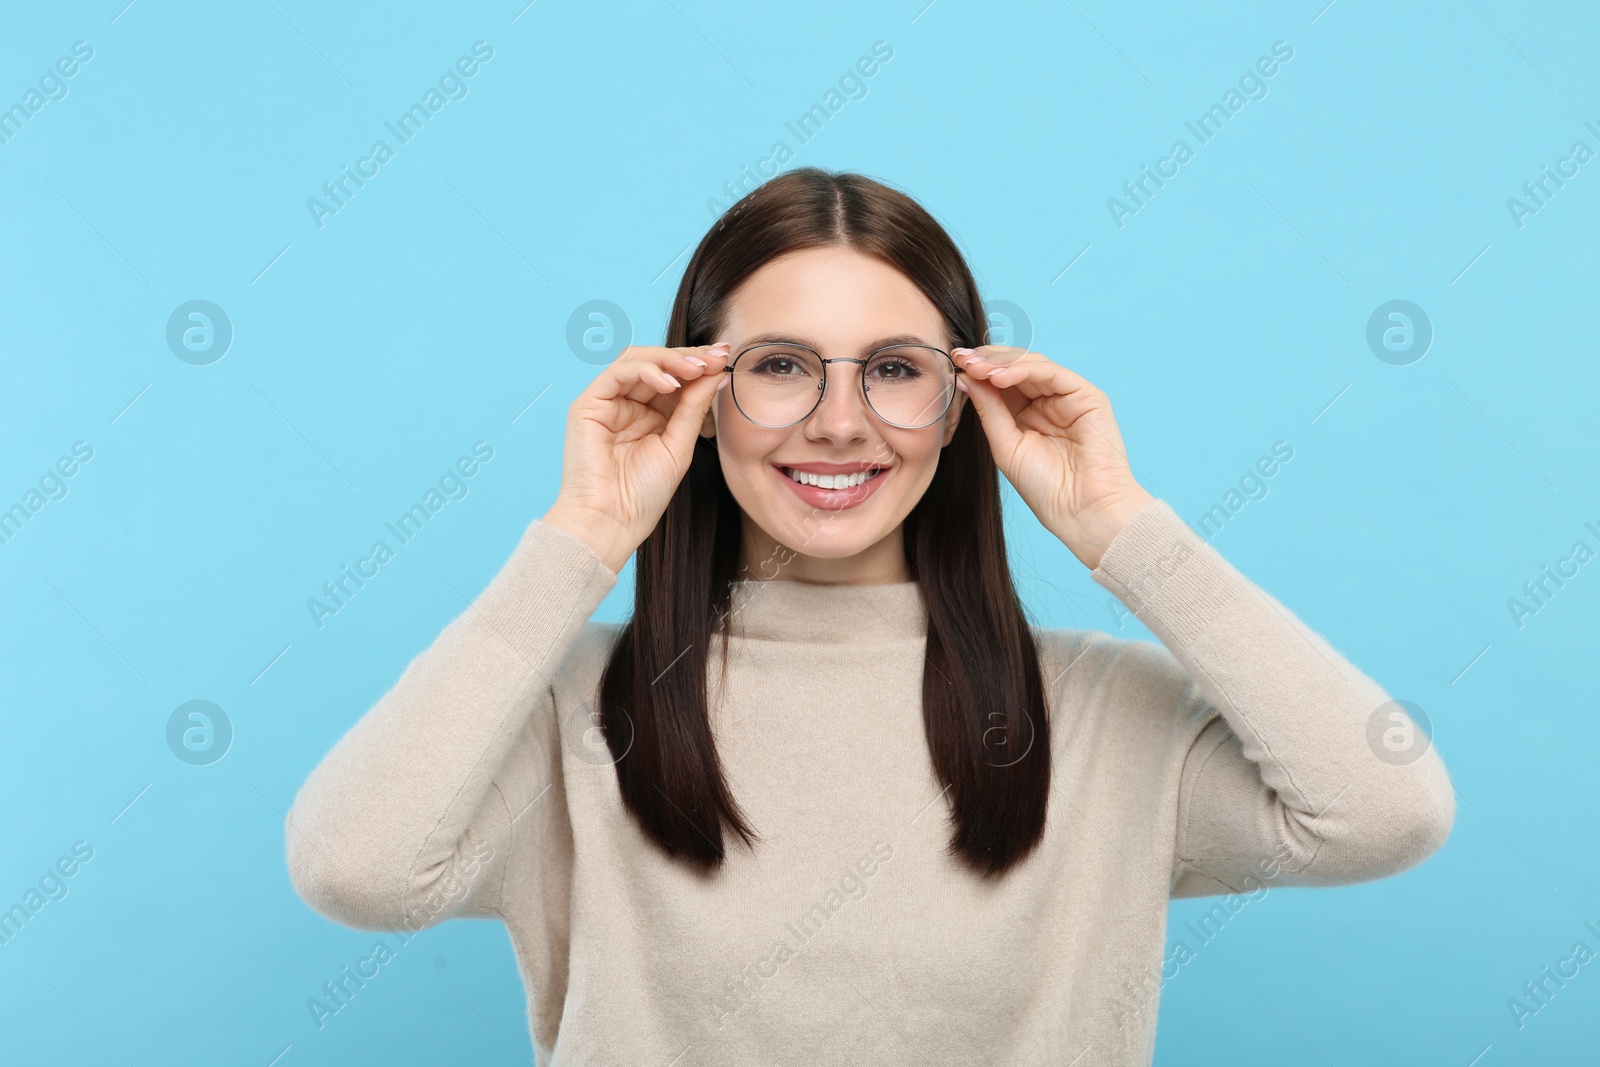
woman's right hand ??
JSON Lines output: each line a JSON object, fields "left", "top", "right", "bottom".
{"left": 541, "top": 342, "right": 731, "bottom": 573}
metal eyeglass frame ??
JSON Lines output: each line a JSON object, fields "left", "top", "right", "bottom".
{"left": 720, "top": 340, "right": 966, "bottom": 430}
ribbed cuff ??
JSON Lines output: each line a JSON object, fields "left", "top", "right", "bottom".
{"left": 468, "top": 519, "right": 619, "bottom": 666}
{"left": 1089, "top": 499, "right": 1247, "bottom": 649}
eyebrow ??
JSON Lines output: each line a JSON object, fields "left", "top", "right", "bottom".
{"left": 738, "top": 332, "right": 944, "bottom": 353}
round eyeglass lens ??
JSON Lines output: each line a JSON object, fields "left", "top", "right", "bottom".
{"left": 729, "top": 344, "right": 826, "bottom": 427}
{"left": 861, "top": 345, "right": 955, "bottom": 428}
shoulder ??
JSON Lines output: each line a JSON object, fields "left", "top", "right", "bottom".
{"left": 546, "top": 618, "right": 626, "bottom": 701}
{"left": 1029, "top": 624, "right": 1214, "bottom": 742}
{"left": 1028, "top": 624, "right": 1184, "bottom": 703}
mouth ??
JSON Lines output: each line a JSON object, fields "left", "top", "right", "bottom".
{"left": 772, "top": 464, "right": 891, "bottom": 511}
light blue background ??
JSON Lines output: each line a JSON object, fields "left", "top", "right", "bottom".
{"left": 2, "top": 0, "right": 1596, "bottom": 1063}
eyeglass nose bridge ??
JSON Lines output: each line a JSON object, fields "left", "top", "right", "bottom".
{"left": 818, "top": 355, "right": 870, "bottom": 393}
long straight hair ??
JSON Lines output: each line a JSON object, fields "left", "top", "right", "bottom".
{"left": 596, "top": 168, "right": 1049, "bottom": 879}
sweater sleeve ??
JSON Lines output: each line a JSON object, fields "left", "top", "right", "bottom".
{"left": 285, "top": 519, "right": 617, "bottom": 931}
{"left": 1088, "top": 499, "right": 1456, "bottom": 899}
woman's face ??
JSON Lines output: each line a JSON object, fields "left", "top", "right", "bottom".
{"left": 701, "top": 245, "right": 966, "bottom": 579}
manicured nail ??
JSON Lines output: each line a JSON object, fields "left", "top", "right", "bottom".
{"left": 964, "top": 354, "right": 987, "bottom": 364}
{"left": 708, "top": 342, "right": 732, "bottom": 355}
{"left": 662, "top": 372, "right": 681, "bottom": 388}
{"left": 685, "top": 355, "right": 707, "bottom": 367}
{"left": 955, "top": 377, "right": 970, "bottom": 393}
{"left": 717, "top": 374, "right": 730, "bottom": 391}
{"left": 952, "top": 347, "right": 974, "bottom": 356}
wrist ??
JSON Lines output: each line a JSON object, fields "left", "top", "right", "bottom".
{"left": 1058, "top": 488, "right": 1157, "bottom": 570}
{"left": 541, "top": 502, "right": 634, "bottom": 574}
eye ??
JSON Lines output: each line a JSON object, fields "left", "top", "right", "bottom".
{"left": 867, "top": 354, "right": 922, "bottom": 381}
{"left": 748, "top": 349, "right": 814, "bottom": 377}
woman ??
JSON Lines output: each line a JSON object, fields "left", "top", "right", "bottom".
{"left": 286, "top": 168, "right": 1454, "bottom": 1065}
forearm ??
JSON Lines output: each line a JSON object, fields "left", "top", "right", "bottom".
{"left": 1091, "top": 500, "right": 1455, "bottom": 881}
{"left": 286, "top": 519, "right": 616, "bottom": 927}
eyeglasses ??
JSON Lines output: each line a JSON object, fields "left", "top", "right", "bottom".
{"left": 722, "top": 341, "right": 964, "bottom": 429}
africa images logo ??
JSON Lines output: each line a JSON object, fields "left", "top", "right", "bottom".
{"left": 305, "top": 42, "right": 495, "bottom": 229}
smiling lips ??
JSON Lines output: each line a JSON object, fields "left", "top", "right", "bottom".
{"left": 773, "top": 461, "right": 890, "bottom": 511}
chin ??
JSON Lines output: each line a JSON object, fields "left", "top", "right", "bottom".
{"left": 769, "top": 505, "right": 886, "bottom": 557}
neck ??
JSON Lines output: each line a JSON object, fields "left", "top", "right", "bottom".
{"left": 737, "top": 514, "right": 912, "bottom": 585}
{"left": 725, "top": 567, "right": 926, "bottom": 642}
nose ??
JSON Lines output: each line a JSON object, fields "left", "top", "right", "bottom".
{"left": 802, "top": 360, "right": 872, "bottom": 443}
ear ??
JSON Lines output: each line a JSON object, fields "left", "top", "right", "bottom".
{"left": 940, "top": 386, "right": 966, "bottom": 447}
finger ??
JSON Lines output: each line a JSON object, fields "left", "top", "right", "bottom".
{"left": 955, "top": 345, "right": 1090, "bottom": 385}
{"left": 616, "top": 342, "right": 731, "bottom": 376}
{"left": 592, "top": 343, "right": 732, "bottom": 406}
{"left": 589, "top": 356, "right": 673, "bottom": 404}
{"left": 956, "top": 372, "right": 1023, "bottom": 462}
{"left": 659, "top": 369, "right": 723, "bottom": 464}
{"left": 955, "top": 347, "right": 1101, "bottom": 400}
{"left": 656, "top": 341, "right": 731, "bottom": 382}
{"left": 642, "top": 342, "right": 734, "bottom": 421}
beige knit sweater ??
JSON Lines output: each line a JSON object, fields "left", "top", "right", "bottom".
{"left": 285, "top": 498, "right": 1455, "bottom": 1065}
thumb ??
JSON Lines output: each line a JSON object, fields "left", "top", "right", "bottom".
{"left": 959, "top": 374, "right": 1022, "bottom": 461}
{"left": 660, "top": 371, "right": 723, "bottom": 466}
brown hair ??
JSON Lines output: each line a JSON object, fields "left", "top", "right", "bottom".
{"left": 596, "top": 168, "right": 1049, "bottom": 879}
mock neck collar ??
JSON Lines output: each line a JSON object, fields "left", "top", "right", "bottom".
{"left": 725, "top": 578, "right": 928, "bottom": 643}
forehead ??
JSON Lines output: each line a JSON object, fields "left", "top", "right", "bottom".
{"left": 719, "top": 246, "right": 949, "bottom": 351}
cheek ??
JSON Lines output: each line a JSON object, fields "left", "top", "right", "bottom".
{"left": 887, "top": 430, "right": 944, "bottom": 488}
{"left": 713, "top": 397, "right": 784, "bottom": 490}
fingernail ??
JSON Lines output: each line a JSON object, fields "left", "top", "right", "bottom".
{"left": 708, "top": 342, "right": 732, "bottom": 355}
{"left": 964, "top": 354, "right": 987, "bottom": 364}
{"left": 662, "top": 373, "right": 681, "bottom": 387}
{"left": 717, "top": 374, "right": 730, "bottom": 391}
{"left": 952, "top": 347, "right": 974, "bottom": 356}
{"left": 685, "top": 356, "right": 707, "bottom": 367}
{"left": 956, "top": 377, "right": 970, "bottom": 393}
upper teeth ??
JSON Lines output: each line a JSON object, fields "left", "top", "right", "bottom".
{"left": 785, "top": 468, "right": 874, "bottom": 489}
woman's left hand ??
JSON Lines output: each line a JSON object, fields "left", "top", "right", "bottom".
{"left": 953, "top": 345, "right": 1156, "bottom": 570}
